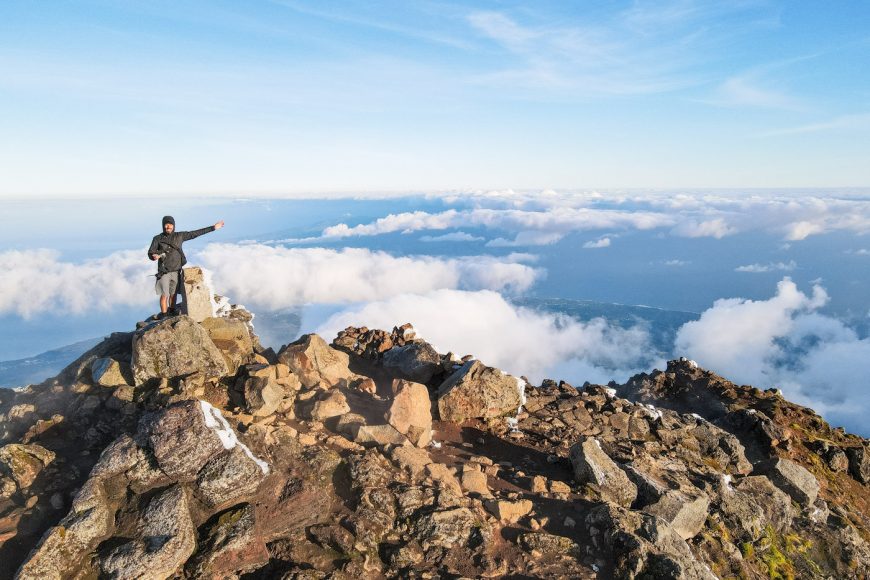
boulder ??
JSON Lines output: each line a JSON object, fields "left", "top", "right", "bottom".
{"left": 99, "top": 485, "right": 196, "bottom": 579}
{"left": 727, "top": 476, "right": 794, "bottom": 537}
{"left": 642, "top": 491, "right": 710, "bottom": 540}
{"left": 461, "top": 469, "right": 491, "bottom": 496}
{"left": 411, "top": 507, "right": 480, "bottom": 549}
{"left": 355, "top": 424, "right": 409, "bottom": 448}
{"left": 437, "top": 360, "right": 523, "bottom": 422}
{"left": 137, "top": 400, "right": 228, "bottom": 481}
{"left": 0, "top": 443, "right": 55, "bottom": 491}
{"left": 382, "top": 341, "right": 442, "bottom": 384}
{"left": 569, "top": 437, "right": 637, "bottom": 507}
{"left": 847, "top": 445, "right": 870, "bottom": 484}
{"left": 200, "top": 316, "right": 254, "bottom": 375}
{"left": 385, "top": 379, "right": 432, "bottom": 447}
{"left": 485, "top": 498, "right": 533, "bottom": 523}
{"left": 277, "top": 333, "right": 356, "bottom": 388}
{"left": 16, "top": 479, "right": 116, "bottom": 578}
{"left": 131, "top": 315, "right": 228, "bottom": 385}
{"left": 180, "top": 266, "right": 215, "bottom": 322}
{"left": 186, "top": 504, "right": 269, "bottom": 577}
{"left": 761, "top": 457, "right": 820, "bottom": 507}
{"left": 242, "top": 368, "right": 283, "bottom": 417}
{"left": 196, "top": 447, "right": 267, "bottom": 508}
{"left": 311, "top": 390, "right": 351, "bottom": 422}
{"left": 90, "top": 357, "right": 132, "bottom": 387}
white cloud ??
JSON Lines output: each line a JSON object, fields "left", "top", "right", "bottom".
{"left": 583, "top": 237, "right": 611, "bottom": 249}
{"left": 673, "top": 278, "right": 870, "bottom": 435}
{"left": 671, "top": 218, "right": 736, "bottom": 239}
{"left": 735, "top": 260, "right": 797, "bottom": 273}
{"left": 419, "top": 231, "right": 484, "bottom": 242}
{"left": 486, "top": 231, "right": 564, "bottom": 247}
{"left": 663, "top": 259, "right": 690, "bottom": 266}
{"left": 197, "top": 243, "right": 540, "bottom": 310}
{"left": 784, "top": 220, "right": 824, "bottom": 241}
{"left": 0, "top": 248, "right": 154, "bottom": 318}
{"left": 317, "top": 289, "right": 659, "bottom": 385}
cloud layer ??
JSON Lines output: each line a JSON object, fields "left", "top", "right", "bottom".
{"left": 0, "top": 244, "right": 541, "bottom": 317}
{"left": 0, "top": 248, "right": 154, "bottom": 318}
{"left": 294, "top": 189, "right": 870, "bottom": 247}
{"left": 674, "top": 277, "right": 869, "bottom": 435}
{"left": 318, "top": 289, "right": 659, "bottom": 385}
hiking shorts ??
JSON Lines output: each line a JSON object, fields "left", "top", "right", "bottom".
{"left": 154, "top": 271, "right": 180, "bottom": 297}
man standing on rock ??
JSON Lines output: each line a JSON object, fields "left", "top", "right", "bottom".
{"left": 148, "top": 215, "right": 224, "bottom": 319}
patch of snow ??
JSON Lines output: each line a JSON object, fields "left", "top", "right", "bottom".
{"left": 688, "top": 359, "right": 698, "bottom": 369}
{"left": 605, "top": 387, "right": 617, "bottom": 398}
{"left": 402, "top": 325, "right": 416, "bottom": 340}
{"left": 643, "top": 404, "right": 663, "bottom": 420}
{"left": 198, "top": 400, "right": 270, "bottom": 474}
{"left": 592, "top": 564, "right": 599, "bottom": 572}
{"left": 722, "top": 474, "right": 734, "bottom": 492}
{"left": 430, "top": 440, "right": 442, "bottom": 449}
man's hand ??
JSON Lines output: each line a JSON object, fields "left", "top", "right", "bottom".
{"left": 214, "top": 220, "right": 225, "bottom": 230}
{"left": 150, "top": 254, "right": 160, "bottom": 261}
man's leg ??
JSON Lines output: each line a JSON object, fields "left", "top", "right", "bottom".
{"left": 160, "top": 294, "right": 169, "bottom": 313}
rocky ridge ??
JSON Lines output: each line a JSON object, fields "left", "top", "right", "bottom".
{"left": 0, "top": 268, "right": 868, "bottom": 579}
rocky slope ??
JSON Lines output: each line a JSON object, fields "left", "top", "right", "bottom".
{"left": 0, "top": 271, "right": 868, "bottom": 579}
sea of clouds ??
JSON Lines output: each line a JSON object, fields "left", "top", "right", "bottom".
{"left": 1, "top": 189, "right": 868, "bottom": 434}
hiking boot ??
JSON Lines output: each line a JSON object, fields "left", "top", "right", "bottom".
{"left": 166, "top": 307, "right": 180, "bottom": 317}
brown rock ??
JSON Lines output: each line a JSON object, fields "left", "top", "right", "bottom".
{"left": 385, "top": 379, "right": 432, "bottom": 447}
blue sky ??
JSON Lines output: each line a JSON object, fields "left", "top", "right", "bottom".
{"left": 1, "top": 0, "right": 869, "bottom": 196}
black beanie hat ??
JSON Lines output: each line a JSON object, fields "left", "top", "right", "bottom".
{"left": 162, "top": 215, "right": 175, "bottom": 227}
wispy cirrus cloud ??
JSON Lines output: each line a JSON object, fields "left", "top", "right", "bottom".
{"left": 735, "top": 260, "right": 797, "bottom": 273}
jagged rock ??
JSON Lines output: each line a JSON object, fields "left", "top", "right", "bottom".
{"left": 425, "top": 463, "right": 462, "bottom": 494}
{"left": 437, "top": 360, "right": 523, "bottom": 422}
{"left": 732, "top": 476, "right": 793, "bottom": 534}
{"left": 99, "top": 485, "right": 195, "bottom": 579}
{"left": 242, "top": 366, "right": 283, "bottom": 417}
{"left": 137, "top": 400, "right": 227, "bottom": 481}
{"left": 131, "top": 315, "right": 228, "bottom": 385}
{"left": 389, "top": 445, "right": 432, "bottom": 479}
{"left": 585, "top": 503, "right": 716, "bottom": 579}
{"left": 0, "top": 443, "right": 55, "bottom": 491}
{"left": 311, "top": 390, "right": 351, "bottom": 422}
{"left": 485, "top": 498, "right": 533, "bottom": 523}
{"left": 642, "top": 491, "right": 710, "bottom": 540}
{"left": 55, "top": 331, "right": 133, "bottom": 385}
{"left": 569, "top": 437, "right": 637, "bottom": 507}
{"left": 382, "top": 341, "right": 442, "bottom": 384}
{"left": 461, "top": 468, "right": 491, "bottom": 496}
{"left": 760, "top": 457, "right": 820, "bottom": 507}
{"left": 412, "top": 507, "right": 481, "bottom": 549}
{"left": 17, "top": 479, "right": 115, "bottom": 579}
{"left": 385, "top": 379, "right": 432, "bottom": 447}
{"left": 355, "top": 424, "right": 409, "bottom": 447}
{"left": 200, "top": 316, "right": 254, "bottom": 375}
{"left": 847, "top": 445, "right": 870, "bottom": 484}
{"left": 277, "top": 333, "right": 355, "bottom": 388}
{"left": 518, "top": 533, "right": 581, "bottom": 558}
{"left": 308, "top": 523, "right": 355, "bottom": 553}
{"left": 90, "top": 357, "right": 132, "bottom": 387}
{"left": 187, "top": 504, "right": 269, "bottom": 577}
{"left": 196, "top": 447, "right": 266, "bottom": 508}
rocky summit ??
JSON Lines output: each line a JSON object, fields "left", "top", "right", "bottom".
{"left": 1, "top": 272, "right": 869, "bottom": 579}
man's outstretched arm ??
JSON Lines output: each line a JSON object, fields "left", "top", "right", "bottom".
{"left": 181, "top": 220, "right": 224, "bottom": 241}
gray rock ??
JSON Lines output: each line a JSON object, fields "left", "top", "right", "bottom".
{"left": 847, "top": 445, "right": 870, "bottom": 484}
{"left": 569, "top": 437, "right": 637, "bottom": 507}
{"left": 761, "top": 457, "right": 820, "bottom": 507}
{"left": 16, "top": 478, "right": 116, "bottom": 579}
{"left": 137, "top": 400, "right": 227, "bottom": 481}
{"left": 642, "top": 491, "right": 710, "bottom": 540}
{"left": 437, "top": 360, "right": 523, "bottom": 422}
{"left": 99, "top": 485, "right": 196, "bottom": 579}
{"left": 382, "top": 341, "right": 442, "bottom": 384}
{"left": 244, "top": 374, "right": 283, "bottom": 417}
{"left": 411, "top": 507, "right": 480, "bottom": 549}
{"left": 277, "top": 333, "right": 356, "bottom": 388}
{"left": 196, "top": 447, "right": 266, "bottom": 508}
{"left": 187, "top": 504, "right": 269, "bottom": 577}
{"left": 90, "top": 357, "right": 132, "bottom": 387}
{"left": 0, "top": 443, "right": 55, "bottom": 490}
{"left": 131, "top": 315, "right": 228, "bottom": 385}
